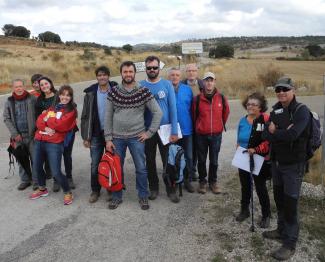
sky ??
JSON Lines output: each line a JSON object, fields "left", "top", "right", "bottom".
{"left": 0, "top": 0, "right": 324, "bottom": 46}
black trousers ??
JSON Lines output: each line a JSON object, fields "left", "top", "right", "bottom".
{"left": 272, "top": 161, "right": 305, "bottom": 249}
{"left": 238, "top": 163, "right": 271, "bottom": 218}
{"left": 145, "top": 133, "right": 168, "bottom": 191}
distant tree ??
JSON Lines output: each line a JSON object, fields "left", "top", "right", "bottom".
{"left": 2, "top": 24, "right": 30, "bottom": 38}
{"left": 209, "top": 44, "right": 234, "bottom": 58}
{"left": 11, "top": 26, "right": 30, "bottom": 38}
{"left": 38, "top": 31, "right": 62, "bottom": 43}
{"left": 305, "top": 44, "right": 324, "bottom": 57}
{"left": 170, "top": 44, "right": 181, "bottom": 55}
{"left": 2, "top": 24, "right": 15, "bottom": 36}
{"left": 122, "top": 44, "right": 133, "bottom": 53}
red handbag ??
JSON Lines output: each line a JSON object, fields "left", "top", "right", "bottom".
{"left": 98, "top": 151, "right": 123, "bottom": 192}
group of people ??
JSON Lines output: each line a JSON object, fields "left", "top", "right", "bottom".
{"left": 3, "top": 55, "right": 311, "bottom": 260}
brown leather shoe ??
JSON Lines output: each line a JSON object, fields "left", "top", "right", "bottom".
{"left": 209, "top": 183, "right": 221, "bottom": 194}
{"left": 89, "top": 191, "right": 100, "bottom": 203}
{"left": 197, "top": 183, "right": 207, "bottom": 194}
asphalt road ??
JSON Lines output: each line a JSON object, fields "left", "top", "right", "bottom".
{"left": 0, "top": 73, "right": 324, "bottom": 262}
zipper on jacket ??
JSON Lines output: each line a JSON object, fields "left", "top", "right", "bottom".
{"left": 210, "top": 97, "right": 213, "bottom": 135}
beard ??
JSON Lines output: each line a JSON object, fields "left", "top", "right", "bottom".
{"left": 147, "top": 70, "right": 159, "bottom": 80}
{"left": 122, "top": 76, "right": 135, "bottom": 84}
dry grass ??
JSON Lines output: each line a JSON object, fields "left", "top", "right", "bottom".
{"left": 304, "top": 147, "right": 324, "bottom": 186}
{"left": 200, "top": 58, "right": 325, "bottom": 98}
{"left": 0, "top": 43, "right": 175, "bottom": 93}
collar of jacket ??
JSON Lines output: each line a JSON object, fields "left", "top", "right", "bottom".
{"left": 83, "top": 81, "right": 118, "bottom": 93}
{"left": 272, "top": 95, "right": 297, "bottom": 111}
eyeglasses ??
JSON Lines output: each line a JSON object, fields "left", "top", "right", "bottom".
{"left": 146, "top": 66, "right": 159, "bottom": 71}
{"left": 246, "top": 103, "right": 259, "bottom": 107}
{"left": 275, "top": 86, "right": 292, "bottom": 93}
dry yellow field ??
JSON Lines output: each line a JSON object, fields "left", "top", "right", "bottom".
{"left": 0, "top": 43, "right": 175, "bottom": 92}
{"left": 201, "top": 58, "right": 325, "bottom": 98}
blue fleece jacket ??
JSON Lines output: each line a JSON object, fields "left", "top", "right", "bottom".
{"left": 140, "top": 78, "right": 178, "bottom": 135}
{"left": 174, "top": 82, "right": 193, "bottom": 136}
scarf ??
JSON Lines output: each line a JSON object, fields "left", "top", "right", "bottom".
{"left": 12, "top": 90, "right": 29, "bottom": 100}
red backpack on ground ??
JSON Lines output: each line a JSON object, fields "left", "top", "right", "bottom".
{"left": 98, "top": 151, "right": 123, "bottom": 192}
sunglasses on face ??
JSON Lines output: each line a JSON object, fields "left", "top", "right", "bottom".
{"left": 146, "top": 66, "right": 159, "bottom": 71}
{"left": 246, "top": 103, "right": 259, "bottom": 107}
{"left": 275, "top": 86, "right": 291, "bottom": 93}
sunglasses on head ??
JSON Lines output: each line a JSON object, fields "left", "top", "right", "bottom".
{"left": 275, "top": 86, "right": 292, "bottom": 93}
{"left": 146, "top": 66, "right": 159, "bottom": 71}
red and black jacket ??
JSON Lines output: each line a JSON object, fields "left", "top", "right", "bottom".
{"left": 248, "top": 113, "right": 270, "bottom": 157}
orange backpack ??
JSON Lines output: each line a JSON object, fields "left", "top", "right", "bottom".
{"left": 98, "top": 151, "right": 123, "bottom": 192}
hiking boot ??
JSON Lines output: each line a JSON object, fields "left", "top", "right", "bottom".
{"left": 52, "top": 180, "right": 60, "bottom": 192}
{"left": 89, "top": 192, "right": 100, "bottom": 203}
{"left": 139, "top": 198, "right": 150, "bottom": 210}
{"left": 148, "top": 190, "right": 159, "bottom": 200}
{"left": 271, "top": 245, "right": 295, "bottom": 261}
{"left": 262, "top": 229, "right": 283, "bottom": 241}
{"left": 209, "top": 183, "right": 221, "bottom": 194}
{"left": 32, "top": 183, "right": 39, "bottom": 191}
{"left": 108, "top": 198, "right": 122, "bottom": 210}
{"left": 30, "top": 188, "right": 49, "bottom": 200}
{"left": 68, "top": 178, "right": 76, "bottom": 190}
{"left": 17, "top": 182, "right": 31, "bottom": 191}
{"left": 235, "top": 207, "right": 250, "bottom": 222}
{"left": 259, "top": 216, "right": 271, "bottom": 228}
{"left": 106, "top": 190, "right": 112, "bottom": 202}
{"left": 197, "top": 183, "right": 207, "bottom": 194}
{"left": 64, "top": 192, "right": 73, "bottom": 205}
{"left": 184, "top": 180, "right": 195, "bottom": 193}
{"left": 168, "top": 191, "right": 180, "bottom": 203}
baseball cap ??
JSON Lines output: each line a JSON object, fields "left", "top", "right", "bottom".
{"left": 274, "top": 76, "right": 294, "bottom": 89}
{"left": 202, "top": 72, "right": 216, "bottom": 80}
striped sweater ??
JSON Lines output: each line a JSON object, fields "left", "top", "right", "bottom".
{"left": 104, "top": 83, "right": 162, "bottom": 141}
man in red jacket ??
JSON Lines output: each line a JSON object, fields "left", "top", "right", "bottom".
{"left": 192, "top": 72, "right": 230, "bottom": 194}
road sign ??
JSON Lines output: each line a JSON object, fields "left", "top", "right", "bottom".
{"left": 134, "top": 61, "right": 165, "bottom": 72}
{"left": 181, "top": 42, "right": 203, "bottom": 54}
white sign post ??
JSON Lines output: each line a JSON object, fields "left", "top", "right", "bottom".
{"left": 181, "top": 42, "right": 203, "bottom": 54}
{"left": 134, "top": 61, "right": 165, "bottom": 72}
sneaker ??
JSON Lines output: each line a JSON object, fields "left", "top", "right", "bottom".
{"left": 259, "top": 216, "right": 271, "bottom": 228}
{"left": 17, "top": 182, "right": 31, "bottom": 191}
{"left": 30, "top": 188, "right": 49, "bottom": 200}
{"left": 184, "top": 180, "right": 195, "bottom": 193}
{"left": 235, "top": 208, "right": 250, "bottom": 222}
{"left": 108, "top": 198, "right": 122, "bottom": 210}
{"left": 197, "top": 183, "right": 207, "bottom": 194}
{"left": 64, "top": 192, "right": 73, "bottom": 205}
{"left": 271, "top": 245, "right": 295, "bottom": 260}
{"left": 262, "top": 229, "right": 283, "bottom": 241}
{"left": 139, "top": 198, "right": 150, "bottom": 210}
{"left": 209, "top": 183, "right": 221, "bottom": 194}
{"left": 89, "top": 192, "right": 100, "bottom": 203}
{"left": 68, "top": 178, "right": 76, "bottom": 190}
{"left": 52, "top": 180, "right": 60, "bottom": 192}
{"left": 148, "top": 190, "right": 159, "bottom": 200}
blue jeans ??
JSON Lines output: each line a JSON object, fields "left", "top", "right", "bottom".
{"left": 33, "top": 140, "right": 70, "bottom": 192}
{"left": 177, "top": 135, "right": 194, "bottom": 181}
{"left": 112, "top": 137, "right": 149, "bottom": 200}
{"left": 90, "top": 135, "right": 105, "bottom": 192}
{"left": 196, "top": 134, "right": 222, "bottom": 184}
{"left": 63, "top": 132, "right": 75, "bottom": 178}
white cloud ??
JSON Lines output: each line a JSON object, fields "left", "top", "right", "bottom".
{"left": 0, "top": 0, "right": 324, "bottom": 45}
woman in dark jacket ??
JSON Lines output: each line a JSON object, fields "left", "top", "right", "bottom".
{"left": 236, "top": 92, "right": 271, "bottom": 228}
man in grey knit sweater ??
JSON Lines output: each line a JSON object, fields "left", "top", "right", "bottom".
{"left": 105, "top": 61, "right": 162, "bottom": 210}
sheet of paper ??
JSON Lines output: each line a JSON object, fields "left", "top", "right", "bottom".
{"left": 157, "top": 123, "right": 183, "bottom": 145}
{"left": 231, "top": 146, "right": 265, "bottom": 176}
